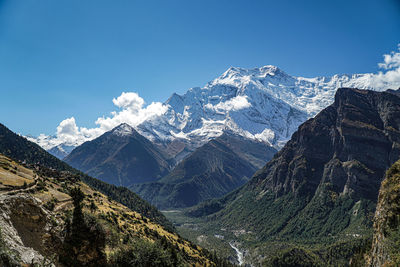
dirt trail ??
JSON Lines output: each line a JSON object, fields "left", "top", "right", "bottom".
{"left": 0, "top": 178, "right": 38, "bottom": 195}
{"left": 54, "top": 198, "right": 72, "bottom": 211}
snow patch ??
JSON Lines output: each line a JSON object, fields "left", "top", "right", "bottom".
{"left": 111, "top": 123, "right": 135, "bottom": 137}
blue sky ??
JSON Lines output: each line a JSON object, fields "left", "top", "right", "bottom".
{"left": 0, "top": 0, "right": 399, "bottom": 136}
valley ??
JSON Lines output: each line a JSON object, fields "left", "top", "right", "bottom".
{"left": 13, "top": 86, "right": 400, "bottom": 266}
{"left": 2, "top": 2, "right": 399, "bottom": 266}
{"left": 2, "top": 86, "right": 400, "bottom": 265}
{"left": 157, "top": 87, "right": 400, "bottom": 266}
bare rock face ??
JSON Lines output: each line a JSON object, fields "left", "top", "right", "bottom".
{"left": 0, "top": 194, "right": 62, "bottom": 265}
{"left": 253, "top": 88, "right": 400, "bottom": 201}
{"left": 369, "top": 160, "right": 400, "bottom": 267}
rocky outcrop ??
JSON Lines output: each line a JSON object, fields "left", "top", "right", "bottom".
{"left": 0, "top": 193, "right": 62, "bottom": 265}
{"left": 369, "top": 160, "right": 400, "bottom": 267}
{"left": 252, "top": 88, "right": 400, "bottom": 201}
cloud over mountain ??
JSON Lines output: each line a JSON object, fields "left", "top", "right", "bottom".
{"left": 205, "top": 95, "right": 251, "bottom": 112}
{"left": 379, "top": 44, "right": 400, "bottom": 70}
{"left": 28, "top": 92, "right": 168, "bottom": 149}
{"left": 373, "top": 44, "right": 400, "bottom": 89}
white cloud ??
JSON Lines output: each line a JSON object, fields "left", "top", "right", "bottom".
{"left": 95, "top": 98, "right": 167, "bottom": 130}
{"left": 57, "top": 117, "right": 79, "bottom": 137}
{"left": 205, "top": 95, "right": 251, "bottom": 112}
{"left": 112, "top": 92, "right": 144, "bottom": 111}
{"left": 371, "top": 68, "right": 400, "bottom": 89}
{"left": 378, "top": 44, "right": 400, "bottom": 70}
{"left": 31, "top": 91, "right": 168, "bottom": 149}
{"left": 370, "top": 44, "right": 400, "bottom": 90}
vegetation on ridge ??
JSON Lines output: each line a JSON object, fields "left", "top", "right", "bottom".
{"left": 0, "top": 154, "right": 235, "bottom": 266}
{"left": 368, "top": 159, "right": 400, "bottom": 266}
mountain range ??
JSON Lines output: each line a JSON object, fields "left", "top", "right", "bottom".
{"left": 137, "top": 66, "right": 385, "bottom": 154}
{"left": 18, "top": 65, "right": 400, "bottom": 265}
{"left": 29, "top": 65, "right": 393, "bottom": 159}
{"left": 2, "top": 85, "right": 400, "bottom": 265}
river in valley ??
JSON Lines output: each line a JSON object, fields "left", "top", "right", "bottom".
{"left": 229, "top": 242, "right": 244, "bottom": 266}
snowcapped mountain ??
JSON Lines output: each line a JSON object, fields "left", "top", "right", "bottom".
{"left": 47, "top": 144, "right": 76, "bottom": 159}
{"left": 136, "top": 65, "right": 385, "bottom": 157}
{"left": 28, "top": 65, "right": 393, "bottom": 158}
{"left": 26, "top": 134, "right": 82, "bottom": 157}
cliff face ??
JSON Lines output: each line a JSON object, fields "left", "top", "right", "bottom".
{"left": 252, "top": 88, "right": 400, "bottom": 201}
{"left": 369, "top": 160, "right": 400, "bottom": 267}
{"left": 0, "top": 193, "right": 63, "bottom": 265}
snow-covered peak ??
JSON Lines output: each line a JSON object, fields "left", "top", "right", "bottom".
{"left": 136, "top": 65, "right": 395, "bottom": 155}
{"left": 211, "top": 65, "right": 289, "bottom": 87}
{"left": 48, "top": 144, "right": 76, "bottom": 159}
{"left": 218, "top": 65, "right": 285, "bottom": 79}
{"left": 111, "top": 123, "right": 135, "bottom": 137}
{"left": 26, "top": 134, "right": 82, "bottom": 151}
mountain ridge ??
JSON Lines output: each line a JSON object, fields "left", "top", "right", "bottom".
{"left": 64, "top": 123, "right": 174, "bottom": 186}
{"left": 132, "top": 133, "right": 276, "bottom": 209}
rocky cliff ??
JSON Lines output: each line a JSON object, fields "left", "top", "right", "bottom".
{"left": 369, "top": 160, "right": 400, "bottom": 267}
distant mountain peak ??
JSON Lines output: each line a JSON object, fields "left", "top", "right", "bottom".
{"left": 111, "top": 123, "right": 135, "bottom": 137}
{"left": 216, "top": 65, "right": 287, "bottom": 83}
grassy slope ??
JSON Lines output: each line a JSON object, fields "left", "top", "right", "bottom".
{"left": 0, "top": 155, "right": 217, "bottom": 266}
